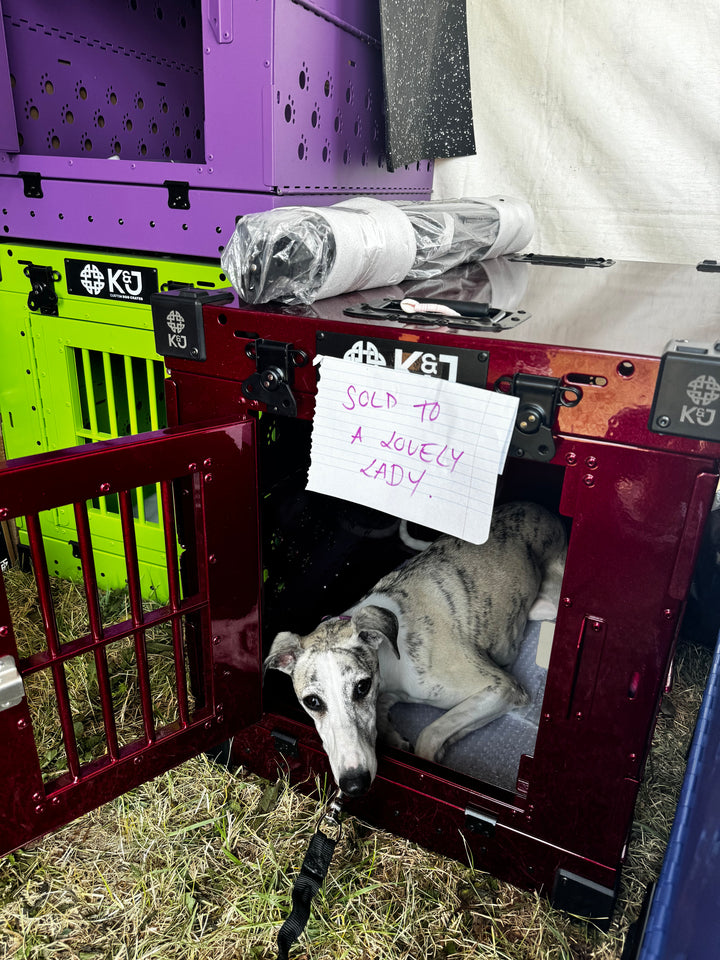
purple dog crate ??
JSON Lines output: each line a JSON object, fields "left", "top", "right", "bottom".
{"left": 0, "top": 0, "right": 432, "bottom": 257}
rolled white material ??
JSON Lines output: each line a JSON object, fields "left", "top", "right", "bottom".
{"left": 482, "top": 196, "right": 535, "bottom": 259}
{"left": 220, "top": 195, "right": 534, "bottom": 305}
{"left": 312, "top": 197, "right": 417, "bottom": 300}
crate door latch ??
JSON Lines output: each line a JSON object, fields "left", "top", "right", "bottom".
{"left": 0, "top": 656, "right": 25, "bottom": 712}
{"left": 242, "top": 339, "right": 308, "bottom": 418}
{"left": 495, "top": 372, "right": 581, "bottom": 461}
{"left": 23, "top": 262, "right": 61, "bottom": 316}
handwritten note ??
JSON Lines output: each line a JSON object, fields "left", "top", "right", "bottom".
{"left": 306, "top": 356, "right": 519, "bottom": 544}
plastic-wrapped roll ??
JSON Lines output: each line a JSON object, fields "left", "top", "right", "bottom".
{"left": 220, "top": 195, "right": 533, "bottom": 305}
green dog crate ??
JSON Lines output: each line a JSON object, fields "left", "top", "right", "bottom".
{"left": 0, "top": 242, "right": 228, "bottom": 600}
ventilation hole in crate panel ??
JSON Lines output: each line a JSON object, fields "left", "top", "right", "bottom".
{"left": 361, "top": 151, "right": 367, "bottom": 166}
{"left": 44, "top": 80, "right": 54, "bottom": 95}
{"left": 343, "top": 147, "right": 350, "bottom": 165}
{"left": 183, "top": 104, "right": 190, "bottom": 118}
{"left": 10, "top": 73, "right": 15, "bottom": 88}
{"left": 298, "top": 136, "right": 307, "bottom": 161}
{"left": 107, "top": 89, "right": 118, "bottom": 106}
{"left": 324, "top": 75, "right": 333, "bottom": 97}
{"left": 354, "top": 118, "right": 361, "bottom": 137}
{"left": 155, "top": 4, "right": 164, "bottom": 20}
{"left": 284, "top": 99, "right": 295, "bottom": 124}
{"left": 334, "top": 113, "right": 342, "bottom": 133}
{"left": 125, "top": 116, "right": 133, "bottom": 132}
{"left": 26, "top": 102, "right": 39, "bottom": 121}
{"left": 173, "top": 125, "right": 180, "bottom": 137}
{"left": 48, "top": 132, "right": 61, "bottom": 150}
{"left": 163, "top": 143, "right": 171, "bottom": 158}
{"left": 63, "top": 106, "right": 73, "bottom": 124}
{"left": 76, "top": 84, "right": 88, "bottom": 101}
{"left": 299, "top": 65, "right": 308, "bottom": 90}
{"left": 311, "top": 107, "right": 318, "bottom": 128}
{"left": 150, "top": 119, "right": 158, "bottom": 135}
{"left": 345, "top": 84, "right": 354, "bottom": 104}
{"left": 83, "top": 136, "right": 93, "bottom": 152}
{"left": 322, "top": 142, "right": 330, "bottom": 163}
{"left": 94, "top": 111, "right": 105, "bottom": 128}
{"left": 139, "top": 141, "right": 148, "bottom": 156}
{"left": 113, "top": 140, "right": 122, "bottom": 155}
{"left": 135, "top": 94, "right": 144, "bottom": 110}
{"left": 160, "top": 99, "right": 169, "bottom": 114}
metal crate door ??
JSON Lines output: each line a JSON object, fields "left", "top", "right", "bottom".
{"left": 0, "top": 419, "right": 261, "bottom": 856}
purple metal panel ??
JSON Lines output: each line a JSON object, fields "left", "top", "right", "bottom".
{"left": 0, "top": 178, "right": 430, "bottom": 259}
{"left": 0, "top": 0, "right": 19, "bottom": 153}
{"left": 0, "top": 418, "right": 262, "bottom": 856}
{"left": 0, "top": 0, "right": 432, "bottom": 220}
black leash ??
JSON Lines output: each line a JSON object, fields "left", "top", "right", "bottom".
{"left": 276, "top": 789, "right": 344, "bottom": 960}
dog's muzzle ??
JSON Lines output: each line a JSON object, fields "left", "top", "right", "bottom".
{"left": 339, "top": 767, "right": 372, "bottom": 798}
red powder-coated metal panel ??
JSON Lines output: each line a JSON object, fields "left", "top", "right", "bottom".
{"left": 0, "top": 418, "right": 261, "bottom": 856}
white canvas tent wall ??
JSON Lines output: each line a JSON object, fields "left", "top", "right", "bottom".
{"left": 433, "top": 0, "right": 720, "bottom": 264}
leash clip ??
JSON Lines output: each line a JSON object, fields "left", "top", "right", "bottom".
{"left": 317, "top": 787, "right": 344, "bottom": 842}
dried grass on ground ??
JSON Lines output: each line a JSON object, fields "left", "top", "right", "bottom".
{"left": 0, "top": 571, "right": 711, "bottom": 960}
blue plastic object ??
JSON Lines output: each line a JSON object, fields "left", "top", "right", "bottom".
{"left": 638, "top": 632, "right": 720, "bottom": 959}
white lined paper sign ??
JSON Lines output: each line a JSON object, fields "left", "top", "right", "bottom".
{"left": 306, "top": 356, "right": 520, "bottom": 544}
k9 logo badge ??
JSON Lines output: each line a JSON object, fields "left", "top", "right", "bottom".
{"left": 65, "top": 259, "right": 159, "bottom": 304}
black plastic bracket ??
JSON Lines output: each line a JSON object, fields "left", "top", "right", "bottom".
{"left": 697, "top": 259, "right": 720, "bottom": 273}
{"left": 495, "top": 372, "right": 581, "bottom": 461}
{"left": 241, "top": 339, "right": 308, "bottom": 417}
{"left": 649, "top": 339, "right": 720, "bottom": 442}
{"left": 509, "top": 253, "right": 615, "bottom": 269}
{"left": 20, "top": 172, "right": 43, "bottom": 199}
{"left": 150, "top": 286, "right": 234, "bottom": 361}
{"left": 271, "top": 729, "right": 300, "bottom": 759}
{"left": 23, "top": 262, "right": 60, "bottom": 315}
{"left": 164, "top": 179, "right": 191, "bottom": 210}
{"left": 464, "top": 806, "right": 498, "bottom": 838}
{"left": 551, "top": 868, "right": 617, "bottom": 930}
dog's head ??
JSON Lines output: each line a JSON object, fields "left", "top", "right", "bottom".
{"left": 264, "top": 605, "right": 399, "bottom": 798}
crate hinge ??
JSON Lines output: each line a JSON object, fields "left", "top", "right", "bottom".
{"left": 0, "top": 656, "right": 25, "bottom": 712}
{"left": 22, "top": 262, "right": 61, "bottom": 316}
{"left": 242, "top": 339, "right": 308, "bottom": 417}
{"left": 464, "top": 805, "right": 498, "bottom": 837}
{"left": 20, "top": 171, "right": 43, "bottom": 199}
{"left": 164, "top": 180, "right": 191, "bottom": 210}
{"left": 271, "top": 729, "right": 300, "bottom": 758}
{"left": 495, "top": 372, "right": 581, "bottom": 461}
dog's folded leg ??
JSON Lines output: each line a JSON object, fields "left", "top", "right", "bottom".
{"left": 528, "top": 548, "right": 567, "bottom": 621}
{"left": 377, "top": 691, "right": 413, "bottom": 752}
{"left": 414, "top": 677, "right": 529, "bottom": 765}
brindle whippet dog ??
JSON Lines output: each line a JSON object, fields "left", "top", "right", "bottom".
{"left": 265, "top": 501, "right": 566, "bottom": 797}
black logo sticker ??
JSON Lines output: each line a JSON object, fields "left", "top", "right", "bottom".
{"left": 65, "top": 259, "right": 159, "bottom": 304}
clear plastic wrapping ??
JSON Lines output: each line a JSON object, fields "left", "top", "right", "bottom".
{"left": 220, "top": 195, "right": 533, "bottom": 305}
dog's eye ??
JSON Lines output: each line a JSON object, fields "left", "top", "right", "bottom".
{"left": 302, "top": 694, "right": 325, "bottom": 713}
{"left": 353, "top": 678, "right": 372, "bottom": 700}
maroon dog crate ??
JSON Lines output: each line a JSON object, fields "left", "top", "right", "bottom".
{"left": 1, "top": 255, "right": 719, "bottom": 925}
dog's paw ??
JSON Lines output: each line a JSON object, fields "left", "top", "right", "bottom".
{"left": 414, "top": 728, "right": 445, "bottom": 764}
{"left": 381, "top": 729, "right": 413, "bottom": 752}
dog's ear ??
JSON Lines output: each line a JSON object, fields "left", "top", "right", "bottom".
{"left": 352, "top": 606, "right": 400, "bottom": 659}
{"left": 264, "top": 631, "right": 302, "bottom": 676}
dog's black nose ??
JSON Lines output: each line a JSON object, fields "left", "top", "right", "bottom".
{"left": 339, "top": 769, "right": 372, "bottom": 798}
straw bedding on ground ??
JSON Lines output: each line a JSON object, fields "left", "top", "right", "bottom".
{"left": 0, "top": 571, "right": 711, "bottom": 959}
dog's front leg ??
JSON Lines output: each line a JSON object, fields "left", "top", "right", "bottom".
{"left": 414, "top": 678, "right": 528, "bottom": 765}
{"left": 376, "top": 691, "right": 413, "bottom": 752}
